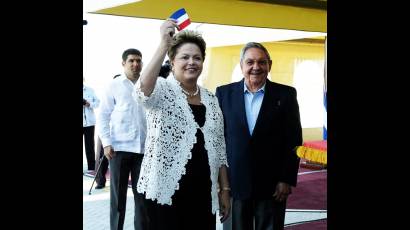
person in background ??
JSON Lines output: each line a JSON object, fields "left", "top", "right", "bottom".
{"left": 83, "top": 77, "right": 100, "bottom": 172}
{"left": 95, "top": 74, "right": 121, "bottom": 190}
{"left": 97, "top": 49, "right": 149, "bottom": 230}
{"left": 133, "top": 19, "right": 230, "bottom": 230}
{"left": 215, "top": 42, "right": 303, "bottom": 230}
{"left": 158, "top": 60, "right": 171, "bottom": 78}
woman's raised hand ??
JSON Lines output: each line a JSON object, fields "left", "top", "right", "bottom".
{"left": 160, "top": 19, "right": 178, "bottom": 46}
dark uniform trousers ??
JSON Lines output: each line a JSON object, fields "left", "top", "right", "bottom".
{"left": 109, "top": 151, "right": 149, "bottom": 230}
{"left": 223, "top": 198, "right": 287, "bottom": 230}
{"left": 83, "top": 126, "right": 96, "bottom": 170}
{"left": 95, "top": 138, "right": 109, "bottom": 186}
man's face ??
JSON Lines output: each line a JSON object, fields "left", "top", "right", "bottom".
{"left": 240, "top": 48, "right": 272, "bottom": 88}
{"left": 123, "top": 54, "right": 142, "bottom": 79}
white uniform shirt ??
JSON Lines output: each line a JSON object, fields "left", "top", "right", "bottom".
{"left": 97, "top": 74, "right": 146, "bottom": 154}
{"left": 83, "top": 85, "right": 100, "bottom": 127}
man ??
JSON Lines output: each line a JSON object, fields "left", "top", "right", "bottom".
{"left": 216, "top": 42, "right": 302, "bottom": 230}
{"left": 95, "top": 74, "right": 121, "bottom": 190}
{"left": 83, "top": 77, "right": 99, "bottom": 172}
{"left": 97, "top": 49, "right": 148, "bottom": 230}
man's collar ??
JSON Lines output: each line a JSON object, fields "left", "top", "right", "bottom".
{"left": 120, "top": 73, "right": 139, "bottom": 84}
{"left": 243, "top": 81, "right": 266, "bottom": 94}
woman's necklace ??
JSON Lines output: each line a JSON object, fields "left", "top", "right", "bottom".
{"left": 181, "top": 85, "right": 199, "bottom": 97}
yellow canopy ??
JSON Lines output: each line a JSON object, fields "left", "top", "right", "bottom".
{"left": 93, "top": 0, "right": 326, "bottom": 32}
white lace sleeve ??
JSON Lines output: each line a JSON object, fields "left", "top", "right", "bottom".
{"left": 214, "top": 97, "right": 228, "bottom": 167}
{"left": 134, "top": 77, "right": 167, "bottom": 110}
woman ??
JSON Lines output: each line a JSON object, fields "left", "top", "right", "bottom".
{"left": 133, "top": 19, "right": 230, "bottom": 229}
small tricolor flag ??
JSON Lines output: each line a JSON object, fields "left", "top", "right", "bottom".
{"left": 170, "top": 8, "right": 191, "bottom": 31}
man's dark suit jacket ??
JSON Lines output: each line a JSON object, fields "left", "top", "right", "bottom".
{"left": 215, "top": 79, "right": 302, "bottom": 200}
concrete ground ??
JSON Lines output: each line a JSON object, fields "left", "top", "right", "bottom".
{"left": 83, "top": 150, "right": 326, "bottom": 229}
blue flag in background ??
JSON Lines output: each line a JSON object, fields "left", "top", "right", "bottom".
{"left": 323, "top": 37, "right": 327, "bottom": 140}
{"left": 323, "top": 90, "right": 327, "bottom": 140}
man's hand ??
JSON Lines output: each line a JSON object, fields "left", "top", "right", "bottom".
{"left": 273, "top": 182, "right": 292, "bottom": 202}
{"left": 104, "top": 145, "right": 115, "bottom": 160}
{"left": 218, "top": 190, "right": 231, "bottom": 223}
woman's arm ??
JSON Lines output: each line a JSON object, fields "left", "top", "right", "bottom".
{"left": 218, "top": 165, "right": 231, "bottom": 222}
{"left": 138, "top": 19, "right": 178, "bottom": 97}
{"left": 218, "top": 165, "right": 230, "bottom": 191}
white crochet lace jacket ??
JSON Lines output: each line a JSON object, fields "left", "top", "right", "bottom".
{"left": 133, "top": 75, "right": 228, "bottom": 214}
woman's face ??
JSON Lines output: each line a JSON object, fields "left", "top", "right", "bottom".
{"left": 171, "top": 43, "right": 203, "bottom": 83}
